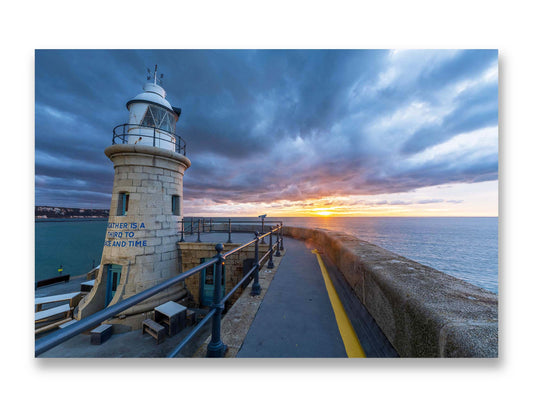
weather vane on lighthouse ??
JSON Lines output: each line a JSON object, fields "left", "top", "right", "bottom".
{"left": 147, "top": 64, "right": 164, "bottom": 85}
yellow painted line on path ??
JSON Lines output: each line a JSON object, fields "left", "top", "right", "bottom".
{"left": 312, "top": 249, "right": 366, "bottom": 358}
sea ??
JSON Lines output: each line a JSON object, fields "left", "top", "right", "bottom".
{"left": 34, "top": 217, "right": 498, "bottom": 294}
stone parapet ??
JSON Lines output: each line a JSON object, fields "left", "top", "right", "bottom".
{"left": 281, "top": 226, "right": 498, "bottom": 357}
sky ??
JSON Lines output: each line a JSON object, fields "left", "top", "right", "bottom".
{"left": 35, "top": 49, "right": 498, "bottom": 217}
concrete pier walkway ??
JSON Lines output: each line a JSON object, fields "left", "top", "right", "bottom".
{"left": 237, "top": 237, "right": 346, "bottom": 357}
{"left": 237, "top": 237, "right": 398, "bottom": 358}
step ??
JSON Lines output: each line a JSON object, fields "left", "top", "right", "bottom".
{"left": 90, "top": 324, "right": 113, "bottom": 345}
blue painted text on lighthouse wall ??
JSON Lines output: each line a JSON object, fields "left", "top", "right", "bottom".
{"left": 104, "top": 222, "right": 147, "bottom": 247}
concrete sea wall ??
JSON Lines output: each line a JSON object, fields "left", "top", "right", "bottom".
{"left": 230, "top": 223, "right": 498, "bottom": 357}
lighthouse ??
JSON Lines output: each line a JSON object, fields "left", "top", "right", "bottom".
{"left": 76, "top": 66, "right": 191, "bottom": 330}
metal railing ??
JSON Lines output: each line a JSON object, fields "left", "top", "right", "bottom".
{"left": 177, "top": 217, "right": 284, "bottom": 243}
{"left": 112, "top": 123, "right": 186, "bottom": 155}
{"left": 178, "top": 218, "right": 214, "bottom": 239}
{"left": 35, "top": 225, "right": 283, "bottom": 358}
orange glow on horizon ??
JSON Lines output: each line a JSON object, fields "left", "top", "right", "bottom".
{"left": 184, "top": 181, "right": 498, "bottom": 218}
{"left": 185, "top": 201, "right": 497, "bottom": 218}
{"left": 315, "top": 210, "right": 333, "bottom": 217}
{"left": 187, "top": 202, "right": 489, "bottom": 218}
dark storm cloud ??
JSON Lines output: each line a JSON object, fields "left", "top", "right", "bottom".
{"left": 35, "top": 49, "right": 498, "bottom": 209}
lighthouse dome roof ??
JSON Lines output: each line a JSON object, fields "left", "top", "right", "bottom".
{"left": 126, "top": 82, "right": 173, "bottom": 112}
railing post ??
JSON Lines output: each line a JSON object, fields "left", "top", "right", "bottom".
{"left": 227, "top": 218, "right": 232, "bottom": 243}
{"left": 190, "top": 218, "right": 194, "bottom": 235}
{"left": 275, "top": 225, "right": 281, "bottom": 257}
{"left": 206, "top": 244, "right": 227, "bottom": 357}
{"left": 267, "top": 227, "right": 275, "bottom": 269}
{"left": 280, "top": 222, "right": 284, "bottom": 251}
{"left": 153, "top": 127, "right": 156, "bottom": 147}
{"left": 197, "top": 219, "right": 201, "bottom": 242}
{"left": 251, "top": 231, "right": 261, "bottom": 296}
{"left": 210, "top": 218, "right": 213, "bottom": 232}
{"left": 261, "top": 217, "right": 265, "bottom": 244}
{"left": 180, "top": 219, "right": 185, "bottom": 242}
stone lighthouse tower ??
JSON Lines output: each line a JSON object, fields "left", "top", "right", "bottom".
{"left": 76, "top": 66, "right": 191, "bottom": 329}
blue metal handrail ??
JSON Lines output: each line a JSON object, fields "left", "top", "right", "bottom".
{"left": 35, "top": 225, "right": 282, "bottom": 357}
{"left": 112, "top": 123, "right": 186, "bottom": 155}
{"left": 167, "top": 243, "right": 275, "bottom": 358}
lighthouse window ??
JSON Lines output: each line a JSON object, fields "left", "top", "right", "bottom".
{"left": 152, "top": 107, "right": 165, "bottom": 127}
{"left": 141, "top": 105, "right": 176, "bottom": 133}
{"left": 172, "top": 195, "right": 181, "bottom": 216}
{"left": 117, "top": 192, "right": 129, "bottom": 216}
{"left": 141, "top": 107, "right": 156, "bottom": 127}
{"left": 161, "top": 112, "right": 174, "bottom": 133}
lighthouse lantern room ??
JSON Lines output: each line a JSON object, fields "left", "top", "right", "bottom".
{"left": 115, "top": 65, "right": 183, "bottom": 153}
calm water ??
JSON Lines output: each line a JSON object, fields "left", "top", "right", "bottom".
{"left": 34, "top": 217, "right": 498, "bottom": 293}
{"left": 35, "top": 219, "right": 108, "bottom": 281}
{"left": 284, "top": 217, "right": 498, "bottom": 293}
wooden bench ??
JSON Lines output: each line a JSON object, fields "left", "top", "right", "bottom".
{"left": 90, "top": 324, "right": 113, "bottom": 345}
{"left": 59, "top": 319, "right": 78, "bottom": 329}
{"left": 35, "top": 318, "right": 73, "bottom": 335}
{"left": 154, "top": 301, "right": 187, "bottom": 337}
{"left": 35, "top": 303, "right": 72, "bottom": 323}
{"left": 35, "top": 274, "right": 70, "bottom": 288}
{"left": 86, "top": 265, "right": 100, "bottom": 280}
{"left": 35, "top": 292, "right": 82, "bottom": 311}
{"left": 80, "top": 279, "right": 95, "bottom": 292}
{"left": 59, "top": 319, "right": 92, "bottom": 335}
{"left": 142, "top": 319, "right": 166, "bottom": 344}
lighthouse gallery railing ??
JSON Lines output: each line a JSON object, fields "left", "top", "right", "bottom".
{"left": 35, "top": 224, "right": 283, "bottom": 358}
{"left": 112, "top": 123, "right": 187, "bottom": 155}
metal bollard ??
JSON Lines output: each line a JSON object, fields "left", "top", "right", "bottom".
{"left": 267, "top": 227, "right": 274, "bottom": 269}
{"left": 251, "top": 231, "right": 261, "bottom": 296}
{"left": 197, "top": 219, "right": 202, "bottom": 242}
{"left": 180, "top": 220, "right": 185, "bottom": 242}
{"left": 206, "top": 244, "right": 227, "bottom": 357}
{"left": 227, "top": 218, "right": 232, "bottom": 243}
{"left": 275, "top": 225, "right": 281, "bottom": 257}
{"left": 261, "top": 218, "right": 266, "bottom": 244}
{"left": 279, "top": 222, "right": 285, "bottom": 250}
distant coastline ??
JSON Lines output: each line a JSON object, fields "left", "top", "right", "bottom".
{"left": 35, "top": 206, "right": 109, "bottom": 221}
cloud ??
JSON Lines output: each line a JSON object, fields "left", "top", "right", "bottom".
{"left": 35, "top": 49, "right": 498, "bottom": 211}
